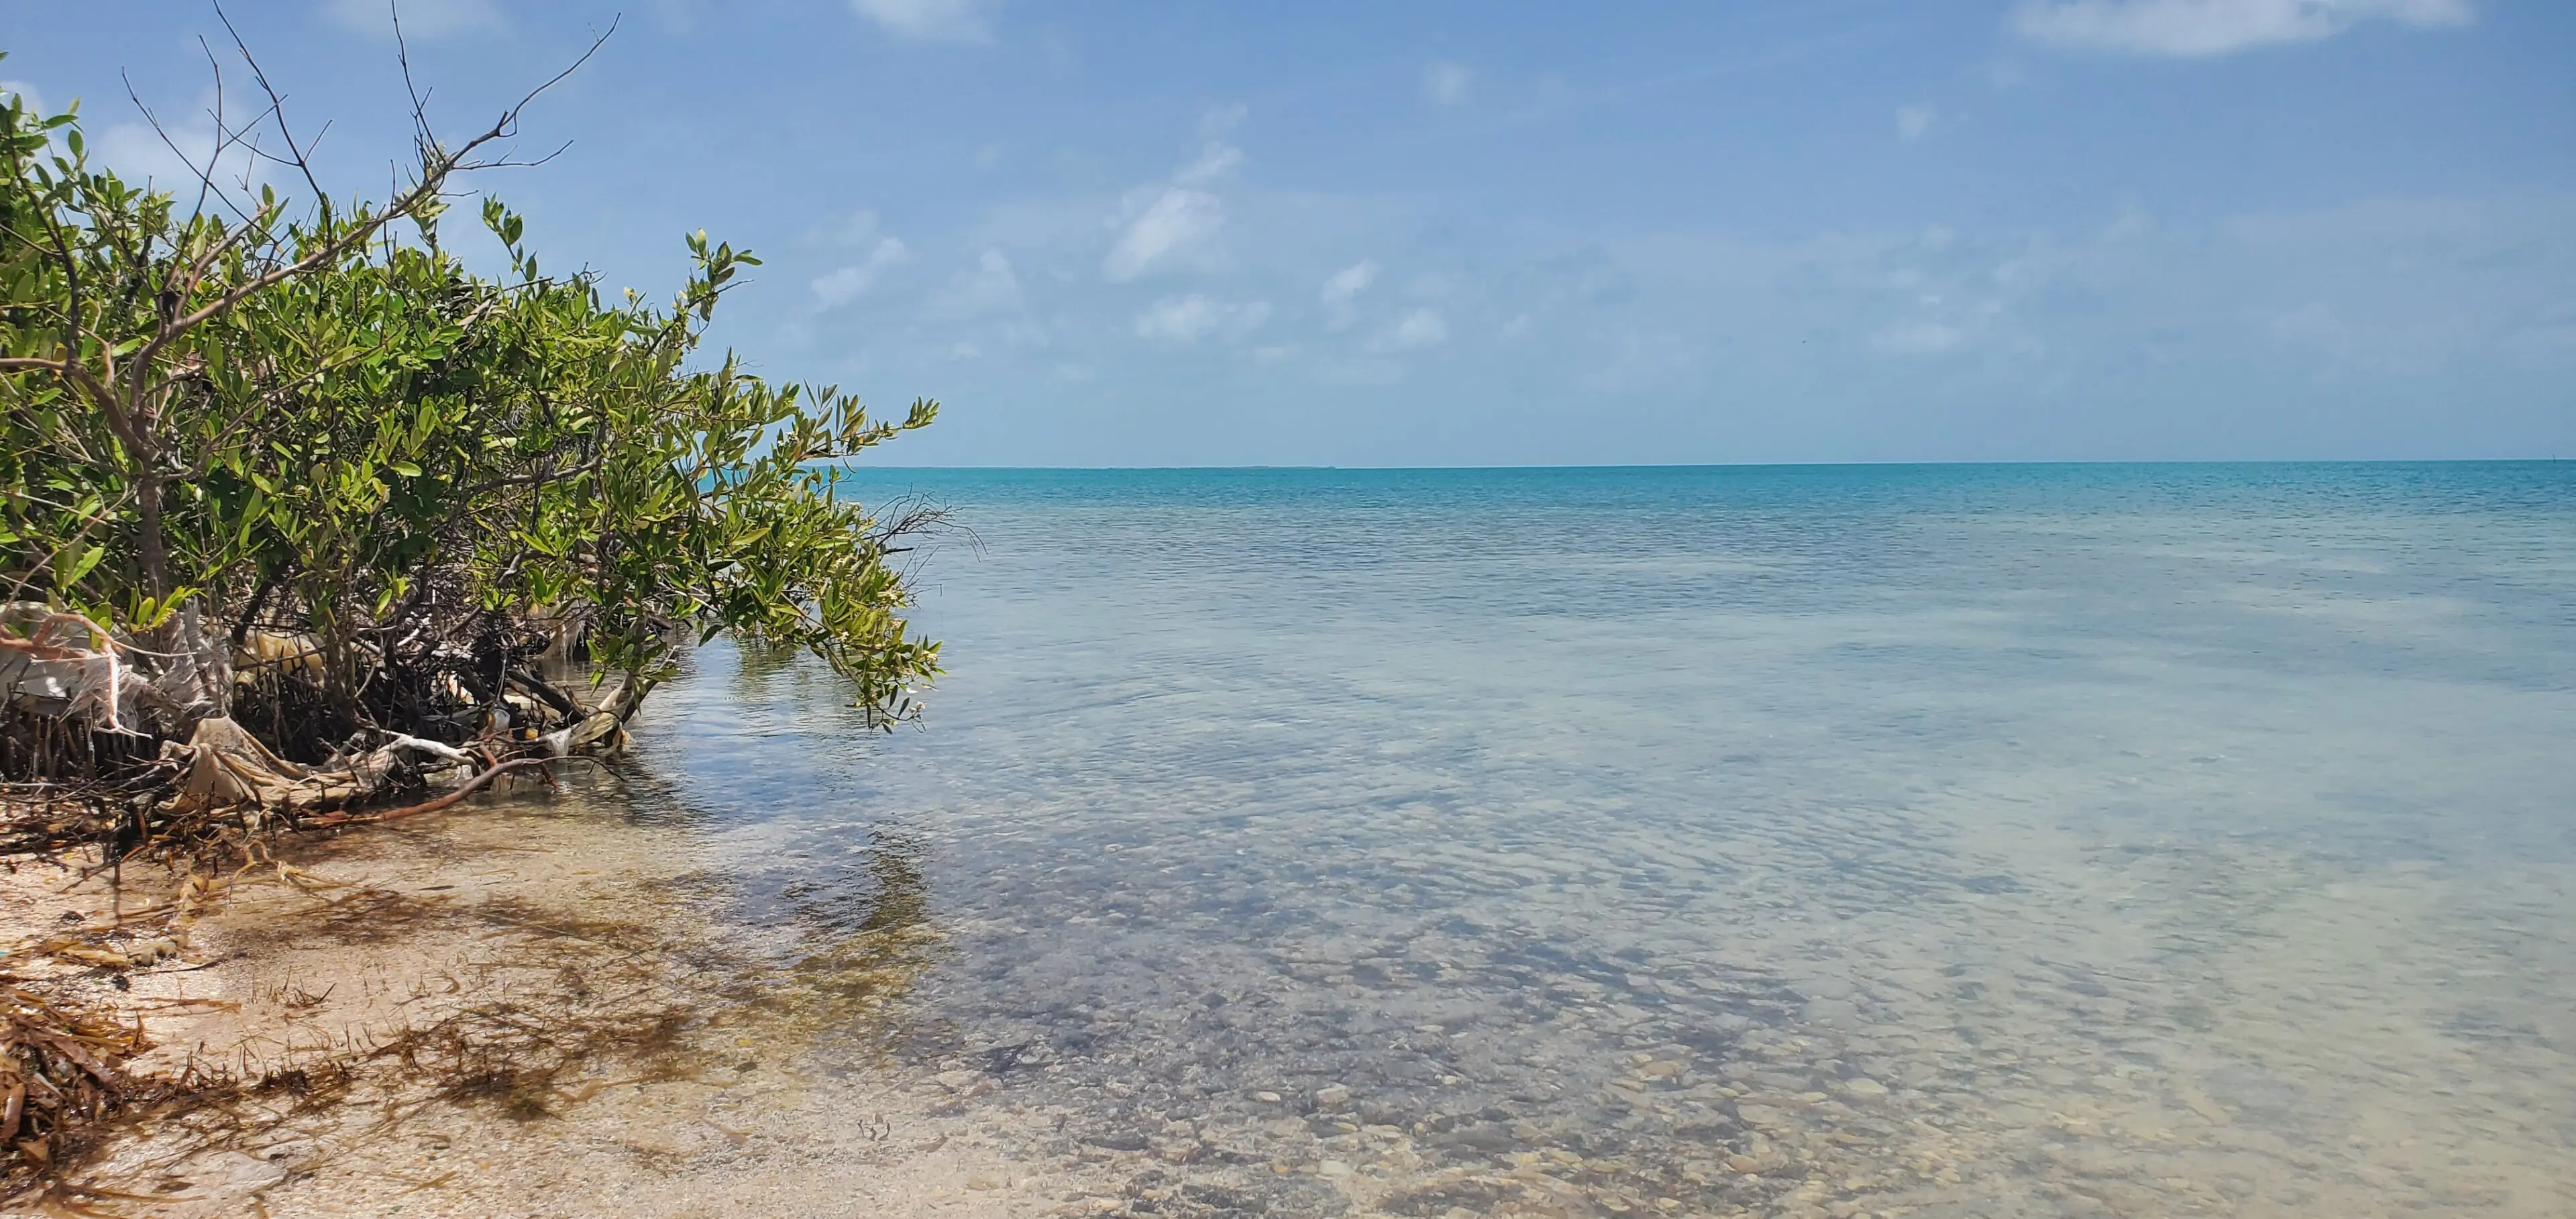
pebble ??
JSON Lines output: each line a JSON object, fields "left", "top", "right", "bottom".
{"left": 1737, "top": 1104, "right": 1787, "bottom": 1128}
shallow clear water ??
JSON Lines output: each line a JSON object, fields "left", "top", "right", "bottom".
{"left": 634, "top": 464, "right": 2576, "bottom": 1218}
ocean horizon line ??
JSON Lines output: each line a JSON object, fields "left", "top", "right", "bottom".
{"left": 829, "top": 456, "right": 2573, "bottom": 472}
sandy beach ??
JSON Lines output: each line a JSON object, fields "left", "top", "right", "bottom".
{"left": 1, "top": 786, "right": 1118, "bottom": 1218}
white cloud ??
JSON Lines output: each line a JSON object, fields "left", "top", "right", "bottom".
{"left": 2012, "top": 0, "right": 2474, "bottom": 57}
{"left": 1134, "top": 293, "right": 1272, "bottom": 343}
{"left": 322, "top": 0, "right": 504, "bottom": 40}
{"left": 0, "top": 81, "right": 46, "bottom": 116}
{"left": 1322, "top": 260, "right": 1379, "bottom": 305}
{"left": 1320, "top": 260, "right": 1379, "bottom": 329}
{"left": 1101, "top": 138, "right": 1245, "bottom": 281}
{"left": 934, "top": 248, "right": 1022, "bottom": 317}
{"left": 810, "top": 237, "right": 910, "bottom": 308}
{"left": 1148, "top": 301, "right": 1228, "bottom": 344}
{"left": 1378, "top": 309, "right": 1449, "bottom": 351}
{"left": 1423, "top": 61, "right": 1474, "bottom": 107}
{"left": 1172, "top": 142, "right": 1243, "bottom": 188}
{"left": 1106, "top": 189, "right": 1223, "bottom": 281}
{"left": 849, "top": 0, "right": 994, "bottom": 42}
{"left": 96, "top": 115, "right": 269, "bottom": 197}
{"left": 1896, "top": 104, "right": 1937, "bottom": 141}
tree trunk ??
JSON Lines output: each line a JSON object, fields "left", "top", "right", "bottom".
{"left": 133, "top": 468, "right": 170, "bottom": 602}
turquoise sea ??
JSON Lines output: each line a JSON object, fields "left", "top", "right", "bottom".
{"left": 634, "top": 462, "right": 2576, "bottom": 1218}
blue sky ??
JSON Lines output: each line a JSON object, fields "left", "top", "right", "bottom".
{"left": 6, "top": 1, "right": 2572, "bottom": 465}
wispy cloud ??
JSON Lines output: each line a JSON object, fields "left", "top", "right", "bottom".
{"left": 1422, "top": 61, "right": 1474, "bottom": 106}
{"left": 95, "top": 103, "right": 272, "bottom": 199}
{"left": 811, "top": 237, "right": 910, "bottom": 308}
{"left": 1896, "top": 104, "right": 1937, "bottom": 140}
{"left": 1321, "top": 260, "right": 1378, "bottom": 329}
{"left": 1105, "top": 190, "right": 1224, "bottom": 281}
{"left": 2012, "top": 0, "right": 2474, "bottom": 58}
{"left": 1377, "top": 309, "right": 1450, "bottom": 351}
{"left": 1104, "top": 142, "right": 1242, "bottom": 281}
{"left": 0, "top": 81, "right": 46, "bottom": 115}
{"left": 934, "top": 248, "right": 1023, "bottom": 317}
{"left": 1134, "top": 293, "right": 1273, "bottom": 343}
{"left": 322, "top": 0, "right": 504, "bottom": 40}
{"left": 1171, "top": 141, "right": 1242, "bottom": 188}
{"left": 849, "top": 0, "right": 993, "bottom": 44}
{"left": 1322, "top": 261, "right": 1379, "bottom": 303}
{"left": 1868, "top": 252, "right": 2007, "bottom": 355}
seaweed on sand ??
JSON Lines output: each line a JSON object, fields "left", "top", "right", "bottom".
{"left": 0, "top": 976, "right": 150, "bottom": 1191}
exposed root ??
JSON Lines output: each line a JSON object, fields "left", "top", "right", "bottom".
{"left": 298, "top": 757, "right": 557, "bottom": 829}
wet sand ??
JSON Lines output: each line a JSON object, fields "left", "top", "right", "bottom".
{"left": 3, "top": 787, "right": 1114, "bottom": 1218}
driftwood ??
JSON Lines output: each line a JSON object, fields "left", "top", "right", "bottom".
{"left": 157, "top": 717, "right": 492, "bottom": 820}
{"left": 303, "top": 756, "right": 556, "bottom": 828}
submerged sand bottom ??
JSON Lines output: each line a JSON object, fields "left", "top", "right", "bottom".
{"left": 19, "top": 764, "right": 2571, "bottom": 1218}
{"left": 18, "top": 784, "right": 1112, "bottom": 1219}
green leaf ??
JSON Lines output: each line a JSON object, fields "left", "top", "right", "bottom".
{"left": 58, "top": 543, "right": 105, "bottom": 588}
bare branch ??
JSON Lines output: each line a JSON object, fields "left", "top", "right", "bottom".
{"left": 212, "top": 1, "right": 330, "bottom": 206}
{"left": 124, "top": 16, "right": 621, "bottom": 405}
{"left": 443, "top": 15, "right": 618, "bottom": 175}
{"left": 393, "top": 0, "right": 429, "bottom": 150}
{"left": 120, "top": 70, "right": 261, "bottom": 228}
{"left": 189, "top": 36, "right": 224, "bottom": 220}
